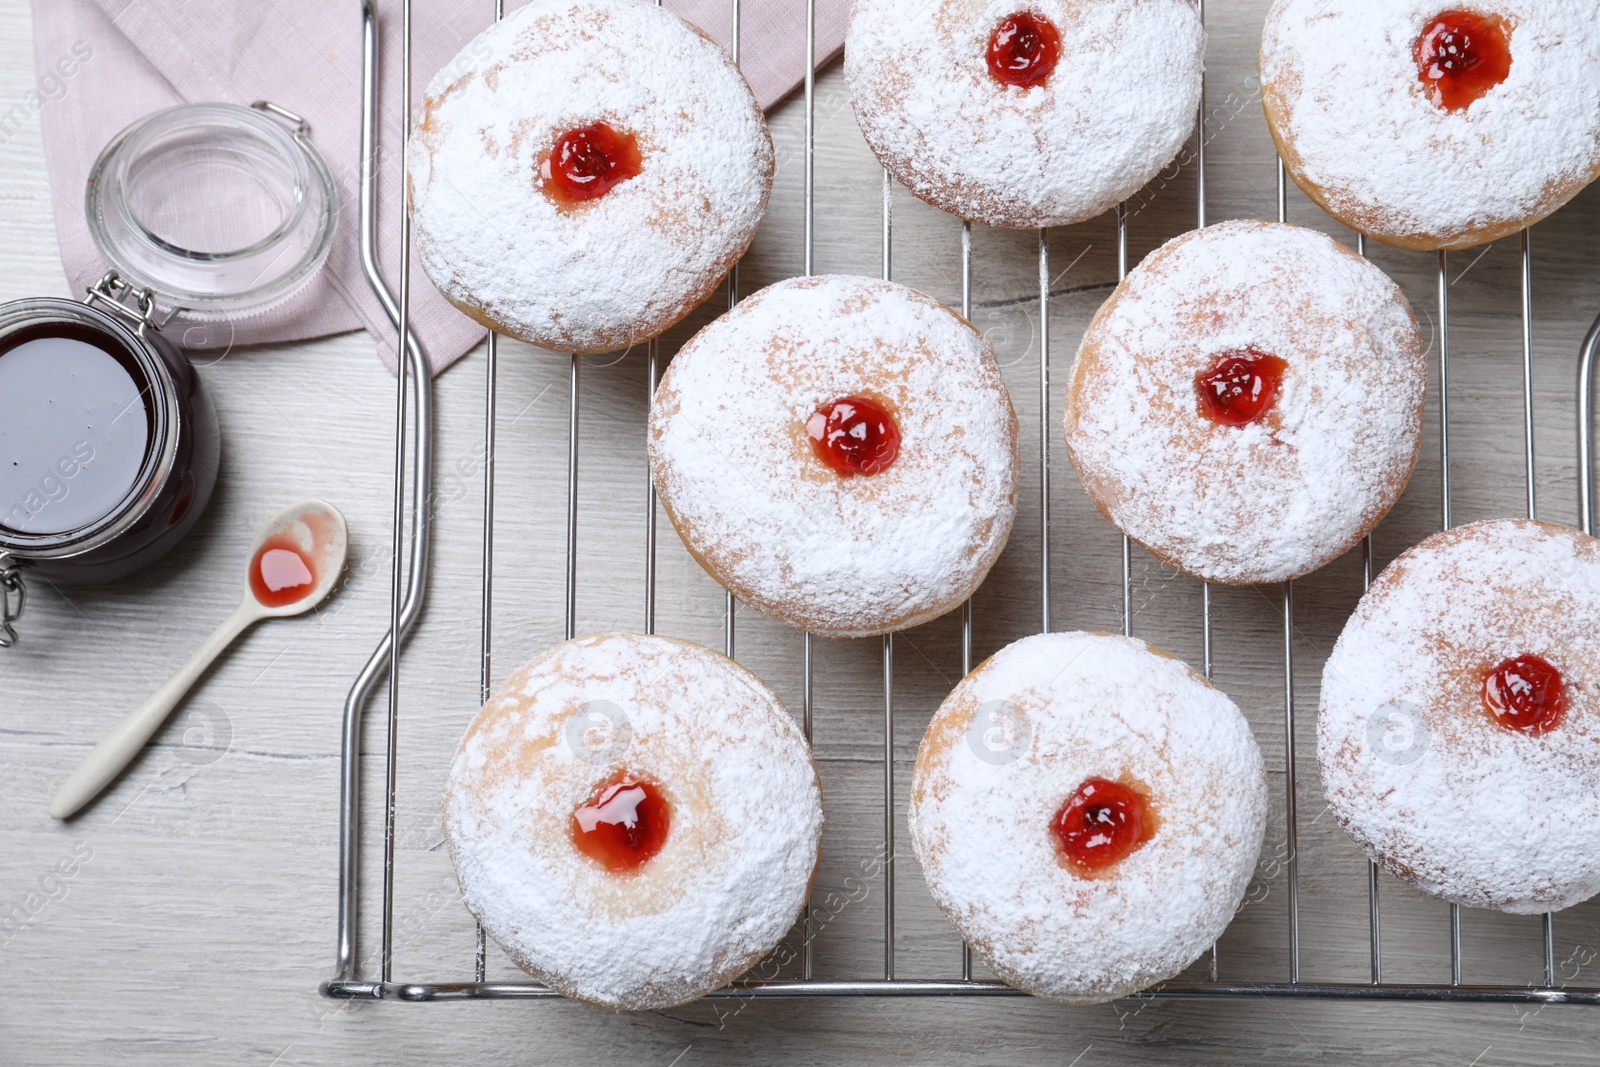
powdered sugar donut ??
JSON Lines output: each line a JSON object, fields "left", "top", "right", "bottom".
{"left": 1319, "top": 520, "right": 1600, "bottom": 914}
{"left": 845, "top": 0, "right": 1204, "bottom": 228}
{"left": 910, "top": 632, "right": 1268, "bottom": 1003}
{"left": 408, "top": 0, "right": 772, "bottom": 353}
{"left": 444, "top": 633, "right": 821, "bottom": 1008}
{"left": 1063, "top": 221, "right": 1426, "bottom": 585}
{"left": 649, "top": 275, "right": 1019, "bottom": 638}
{"left": 1261, "top": 0, "right": 1600, "bottom": 251}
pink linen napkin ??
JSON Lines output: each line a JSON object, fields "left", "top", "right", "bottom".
{"left": 28, "top": 0, "right": 848, "bottom": 376}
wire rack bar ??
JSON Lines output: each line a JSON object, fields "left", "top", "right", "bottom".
{"left": 644, "top": 344, "right": 658, "bottom": 634}
{"left": 1198, "top": 79, "right": 1219, "bottom": 997}
{"left": 724, "top": 221, "right": 739, "bottom": 653}
{"left": 565, "top": 356, "right": 579, "bottom": 640}
{"left": 325, "top": 0, "right": 1600, "bottom": 1006}
{"left": 1520, "top": 230, "right": 1558, "bottom": 989}
{"left": 802, "top": 0, "right": 814, "bottom": 278}
{"left": 321, "top": 978, "right": 1600, "bottom": 1005}
{"left": 1522, "top": 231, "right": 1537, "bottom": 521}
{"left": 1438, "top": 251, "right": 1453, "bottom": 533}
{"left": 1039, "top": 228, "right": 1052, "bottom": 633}
{"left": 798, "top": 0, "right": 817, "bottom": 986}
{"left": 1195, "top": 0, "right": 1206, "bottom": 232}
{"left": 1274, "top": 159, "right": 1301, "bottom": 985}
{"left": 961, "top": 219, "right": 976, "bottom": 984}
{"left": 1517, "top": 229, "right": 1558, "bottom": 989}
{"left": 800, "top": 630, "right": 813, "bottom": 980}
{"left": 477, "top": 294, "right": 493, "bottom": 983}
{"left": 1115, "top": 206, "right": 1132, "bottom": 637}
{"left": 882, "top": 630, "right": 896, "bottom": 980}
{"left": 1196, "top": 32, "right": 1218, "bottom": 984}
{"left": 1351, "top": 233, "right": 1382, "bottom": 988}
{"left": 642, "top": 0, "right": 664, "bottom": 640}
{"left": 880, "top": 159, "right": 898, "bottom": 981}
{"left": 1362, "top": 532, "right": 1379, "bottom": 985}
{"left": 474, "top": 0, "right": 506, "bottom": 988}
{"left": 377, "top": 0, "right": 417, "bottom": 984}
{"left": 1434, "top": 248, "right": 1465, "bottom": 986}
{"left": 1282, "top": 578, "right": 1300, "bottom": 983}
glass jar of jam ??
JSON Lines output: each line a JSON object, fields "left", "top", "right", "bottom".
{"left": 0, "top": 278, "right": 220, "bottom": 587}
{"left": 0, "top": 101, "right": 336, "bottom": 646}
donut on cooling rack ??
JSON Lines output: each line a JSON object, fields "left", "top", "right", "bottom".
{"left": 647, "top": 274, "right": 1019, "bottom": 638}
{"left": 407, "top": 0, "right": 772, "bottom": 353}
{"left": 844, "top": 0, "right": 1204, "bottom": 228}
{"left": 910, "top": 632, "right": 1268, "bottom": 1003}
{"left": 1319, "top": 519, "right": 1600, "bottom": 914}
{"left": 443, "top": 633, "right": 822, "bottom": 1009}
{"left": 1062, "top": 220, "right": 1427, "bottom": 585}
{"left": 1260, "top": 0, "right": 1600, "bottom": 251}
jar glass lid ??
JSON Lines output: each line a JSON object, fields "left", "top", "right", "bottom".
{"left": 85, "top": 101, "right": 338, "bottom": 320}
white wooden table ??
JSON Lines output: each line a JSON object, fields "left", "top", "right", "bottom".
{"left": 4, "top": 2, "right": 1600, "bottom": 1063}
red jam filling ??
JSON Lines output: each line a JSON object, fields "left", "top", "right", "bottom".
{"left": 540, "top": 122, "right": 643, "bottom": 206}
{"left": 1483, "top": 654, "right": 1566, "bottom": 735}
{"left": 1052, "top": 777, "right": 1156, "bottom": 872}
{"left": 571, "top": 774, "right": 671, "bottom": 872}
{"left": 806, "top": 395, "right": 901, "bottom": 476}
{"left": 1195, "top": 347, "right": 1289, "bottom": 428}
{"left": 986, "top": 12, "right": 1062, "bottom": 88}
{"left": 1415, "top": 11, "right": 1512, "bottom": 112}
{"left": 249, "top": 540, "right": 316, "bottom": 608}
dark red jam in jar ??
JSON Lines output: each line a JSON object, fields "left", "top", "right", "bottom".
{"left": 1415, "top": 11, "right": 1512, "bottom": 112}
{"left": 0, "top": 327, "right": 149, "bottom": 536}
{"left": 806, "top": 395, "right": 901, "bottom": 476}
{"left": 571, "top": 773, "right": 671, "bottom": 872}
{"left": 541, "top": 123, "right": 643, "bottom": 206}
{"left": 0, "top": 297, "right": 218, "bottom": 586}
{"left": 987, "top": 12, "right": 1062, "bottom": 88}
{"left": 1483, "top": 653, "right": 1565, "bottom": 735}
{"left": 1195, "top": 347, "right": 1288, "bottom": 427}
{"left": 1053, "top": 776, "right": 1157, "bottom": 873}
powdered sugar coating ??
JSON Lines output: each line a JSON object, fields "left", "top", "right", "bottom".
{"left": 845, "top": 0, "right": 1204, "bottom": 229}
{"left": 1261, "top": 0, "right": 1600, "bottom": 251}
{"left": 1063, "top": 221, "right": 1426, "bottom": 585}
{"left": 408, "top": 0, "right": 773, "bottom": 353}
{"left": 910, "top": 632, "right": 1267, "bottom": 1002}
{"left": 443, "top": 633, "right": 822, "bottom": 1008}
{"left": 649, "top": 275, "right": 1019, "bottom": 638}
{"left": 1319, "top": 520, "right": 1600, "bottom": 914}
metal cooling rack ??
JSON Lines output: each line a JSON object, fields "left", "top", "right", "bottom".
{"left": 321, "top": 0, "right": 1600, "bottom": 1005}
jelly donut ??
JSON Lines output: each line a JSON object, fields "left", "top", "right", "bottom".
{"left": 443, "top": 633, "right": 822, "bottom": 1008}
{"left": 1319, "top": 520, "right": 1600, "bottom": 913}
{"left": 1063, "top": 221, "right": 1427, "bottom": 585}
{"left": 408, "top": 0, "right": 773, "bottom": 353}
{"left": 649, "top": 275, "right": 1019, "bottom": 638}
{"left": 910, "top": 632, "right": 1268, "bottom": 1003}
{"left": 845, "top": 0, "right": 1205, "bottom": 228}
{"left": 1261, "top": 0, "right": 1600, "bottom": 251}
